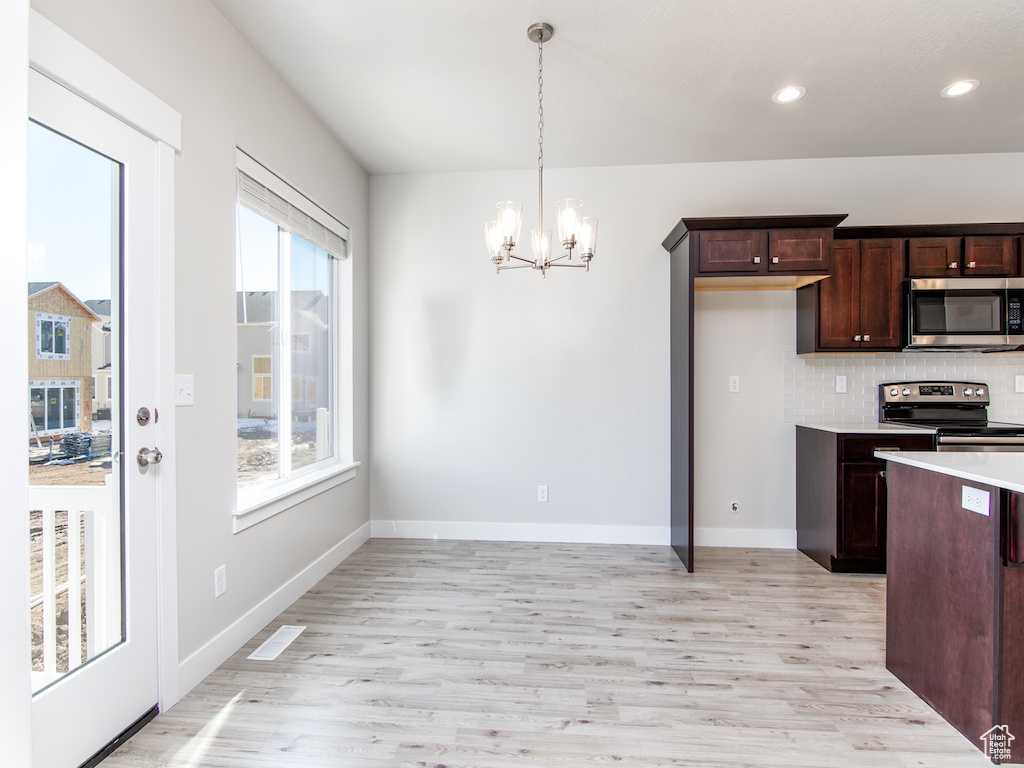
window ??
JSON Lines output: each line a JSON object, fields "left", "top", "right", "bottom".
{"left": 30, "top": 380, "right": 78, "bottom": 435}
{"left": 235, "top": 150, "right": 352, "bottom": 513}
{"left": 253, "top": 356, "right": 272, "bottom": 401}
{"left": 36, "top": 313, "right": 71, "bottom": 359}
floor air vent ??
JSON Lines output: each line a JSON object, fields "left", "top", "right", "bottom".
{"left": 247, "top": 625, "right": 306, "bottom": 661}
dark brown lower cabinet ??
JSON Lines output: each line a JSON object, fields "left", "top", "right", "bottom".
{"left": 795, "top": 427, "right": 933, "bottom": 573}
{"left": 886, "top": 462, "right": 1024, "bottom": 761}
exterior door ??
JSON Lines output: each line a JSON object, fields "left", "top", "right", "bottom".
{"left": 27, "top": 67, "right": 160, "bottom": 768}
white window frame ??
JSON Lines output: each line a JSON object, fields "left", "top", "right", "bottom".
{"left": 233, "top": 149, "right": 357, "bottom": 532}
{"left": 29, "top": 379, "right": 79, "bottom": 436}
{"left": 35, "top": 312, "right": 71, "bottom": 360}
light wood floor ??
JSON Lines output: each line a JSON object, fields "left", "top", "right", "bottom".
{"left": 104, "top": 541, "right": 995, "bottom": 767}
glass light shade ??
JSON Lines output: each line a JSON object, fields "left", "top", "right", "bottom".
{"left": 578, "top": 217, "right": 598, "bottom": 257}
{"left": 531, "top": 228, "right": 552, "bottom": 265}
{"left": 495, "top": 201, "right": 523, "bottom": 246}
{"left": 555, "top": 198, "right": 583, "bottom": 245}
{"left": 483, "top": 220, "right": 503, "bottom": 259}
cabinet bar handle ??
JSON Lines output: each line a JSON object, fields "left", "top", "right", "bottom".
{"left": 1010, "top": 496, "right": 1024, "bottom": 566}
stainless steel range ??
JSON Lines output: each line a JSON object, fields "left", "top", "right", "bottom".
{"left": 879, "top": 380, "right": 1024, "bottom": 451}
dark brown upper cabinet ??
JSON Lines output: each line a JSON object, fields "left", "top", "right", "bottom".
{"left": 964, "top": 235, "right": 1018, "bottom": 275}
{"left": 908, "top": 235, "right": 1019, "bottom": 277}
{"left": 697, "top": 229, "right": 767, "bottom": 273}
{"left": 697, "top": 227, "right": 833, "bottom": 275}
{"left": 798, "top": 238, "right": 904, "bottom": 353}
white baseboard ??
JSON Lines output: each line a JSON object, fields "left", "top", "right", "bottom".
{"left": 370, "top": 519, "right": 670, "bottom": 546}
{"left": 176, "top": 521, "right": 370, "bottom": 699}
{"left": 694, "top": 526, "right": 796, "bottom": 549}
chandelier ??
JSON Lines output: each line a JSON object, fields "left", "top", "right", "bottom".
{"left": 484, "top": 23, "right": 598, "bottom": 277}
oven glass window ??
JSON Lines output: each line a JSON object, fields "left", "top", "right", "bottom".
{"left": 914, "top": 293, "right": 1003, "bottom": 334}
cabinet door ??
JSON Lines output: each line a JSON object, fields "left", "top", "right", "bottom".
{"left": 840, "top": 462, "right": 887, "bottom": 560}
{"left": 858, "top": 238, "right": 905, "bottom": 349}
{"left": 817, "top": 240, "right": 859, "bottom": 349}
{"left": 697, "top": 230, "right": 766, "bottom": 273}
{"left": 768, "top": 228, "right": 833, "bottom": 272}
{"left": 964, "top": 235, "right": 1018, "bottom": 276}
{"left": 908, "top": 237, "right": 961, "bottom": 277}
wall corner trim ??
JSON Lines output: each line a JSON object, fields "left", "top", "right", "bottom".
{"left": 176, "top": 522, "right": 370, "bottom": 698}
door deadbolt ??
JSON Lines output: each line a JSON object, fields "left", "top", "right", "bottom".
{"left": 137, "top": 407, "right": 151, "bottom": 426}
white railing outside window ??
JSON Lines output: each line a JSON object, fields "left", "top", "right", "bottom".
{"left": 29, "top": 474, "right": 120, "bottom": 692}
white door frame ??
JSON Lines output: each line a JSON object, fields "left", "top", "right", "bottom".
{"left": 27, "top": 10, "right": 182, "bottom": 721}
{"left": 0, "top": 2, "right": 33, "bottom": 764}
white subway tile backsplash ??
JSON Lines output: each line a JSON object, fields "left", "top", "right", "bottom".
{"left": 786, "top": 352, "right": 1024, "bottom": 423}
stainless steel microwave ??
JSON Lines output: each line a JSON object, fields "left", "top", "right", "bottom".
{"left": 905, "top": 278, "right": 1024, "bottom": 351}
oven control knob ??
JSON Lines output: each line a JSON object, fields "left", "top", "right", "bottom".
{"left": 965, "top": 387, "right": 974, "bottom": 396}
{"left": 902, "top": 388, "right": 911, "bottom": 396}
{"left": 977, "top": 387, "right": 986, "bottom": 396}
{"left": 889, "top": 387, "right": 900, "bottom": 397}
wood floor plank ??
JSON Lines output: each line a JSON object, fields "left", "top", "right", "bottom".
{"left": 102, "top": 542, "right": 995, "bottom": 767}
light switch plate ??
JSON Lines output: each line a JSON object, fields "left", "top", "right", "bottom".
{"left": 962, "top": 486, "right": 990, "bottom": 516}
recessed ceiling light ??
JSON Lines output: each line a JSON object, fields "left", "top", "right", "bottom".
{"left": 771, "top": 86, "right": 806, "bottom": 104}
{"left": 940, "top": 79, "right": 980, "bottom": 98}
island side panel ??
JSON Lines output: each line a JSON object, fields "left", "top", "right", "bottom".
{"left": 795, "top": 426, "right": 838, "bottom": 570}
{"left": 885, "top": 462, "right": 998, "bottom": 747}
{"left": 998, "top": 492, "right": 1024, "bottom": 742}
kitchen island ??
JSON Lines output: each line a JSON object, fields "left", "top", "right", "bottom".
{"left": 878, "top": 450, "right": 1024, "bottom": 763}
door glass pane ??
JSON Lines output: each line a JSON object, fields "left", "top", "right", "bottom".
{"left": 236, "top": 205, "right": 281, "bottom": 487}
{"left": 290, "top": 235, "right": 333, "bottom": 472}
{"left": 27, "top": 120, "right": 123, "bottom": 693}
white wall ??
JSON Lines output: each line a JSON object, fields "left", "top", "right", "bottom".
{"left": 370, "top": 153, "right": 1024, "bottom": 548}
{"left": 31, "top": 0, "right": 371, "bottom": 686}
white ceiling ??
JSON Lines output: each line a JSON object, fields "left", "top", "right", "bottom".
{"left": 209, "top": 0, "right": 1024, "bottom": 176}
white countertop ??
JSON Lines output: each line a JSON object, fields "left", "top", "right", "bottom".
{"left": 876, "top": 450, "right": 1024, "bottom": 494}
{"left": 797, "top": 421, "right": 936, "bottom": 435}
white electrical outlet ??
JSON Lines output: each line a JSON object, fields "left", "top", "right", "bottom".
{"left": 214, "top": 565, "right": 227, "bottom": 597}
{"left": 962, "top": 486, "right": 991, "bottom": 516}
{"left": 538, "top": 485, "right": 548, "bottom": 503}
{"left": 1016, "top": 375, "right": 1024, "bottom": 394}
{"left": 176, "top": 374, "right": 194, "bottom": 406}
{"left": 835, "top": 375, "right": 847, "bottom": 394}
{"left": 729, "top": 376, "right": 740, "bottom": 393}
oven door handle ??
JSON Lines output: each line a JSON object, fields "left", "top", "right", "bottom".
{"left": 938, "top": 436, "right": 1024, "bottom": 444}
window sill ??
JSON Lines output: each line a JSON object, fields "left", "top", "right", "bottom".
{"left": 233, "top": 460, "right": 360, "bottom": 533}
